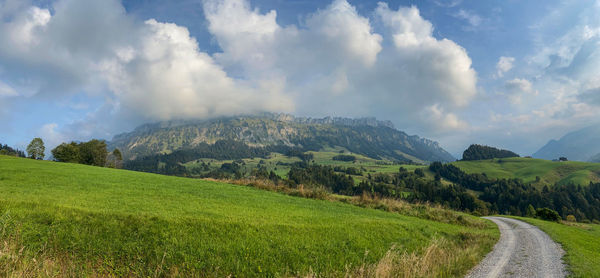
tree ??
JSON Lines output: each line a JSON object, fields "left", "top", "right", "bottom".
{"left": 78, "top": 139, "right": 108, "bottom": 166}
{"left": 26, "top": 138, "right": 45, "bottom": 160}
{"left": 536, "top": 208, "right": 561, "bottom": 222}
{"left": 52, "top": 142, "right": 80, "bottom": 163}
{"left": 526, "top": 204, "right": 536, "bottom": 217}
{"left": 106, "top": 148, "right": 123, "bottom": 168}
{"left": 113, "top": 148, "right": 123, "bottom": 161}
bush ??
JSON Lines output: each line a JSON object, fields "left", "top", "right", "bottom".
{"left": 414, "top": 168, "right": 425, "bottom": 178}
{"left": 536, "top": 208, "right": 561, "bottom": 222}
{"left": 566, "top": 215, "right": 576, "bottom": 222}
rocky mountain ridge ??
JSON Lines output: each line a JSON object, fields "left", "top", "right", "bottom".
{"left": 109, "top": 113, "right": 455, "bottom": 162}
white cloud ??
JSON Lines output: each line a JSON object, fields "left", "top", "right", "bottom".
{"left": 434, "top": 0, "right": 463, "bottom": 8}
{"left": 375, "top": 3, "right": 478, "bottom": 107}
{"left": 0, "top": 0, "right": 136, "bottom": 96}
{"left": 204, "top": 0, "right": 383, "bottom": 78}
{"left": 502, "top": 78, "right": 538, "bottom": 105}
{"left": 0, "top": 0, "right": 293, "bottom": 127}
{"left": 304, "top": 0, "right": 382, "bottom": 67}
{"left": 6, "top": 6, "right": 51, "bottom": 46}
{"left": 424, "top": 104, "right": 468, "bottom": 132}
{"left": 453, "top": 9, "right": 482, "bottom": 27}
{"left": 0, "top": 0, "right": 480, "bottom": 143}
{"left": 512, "top": 2, "right": 600, "bottom": 128}
{"left": 505, "top": 78, "right": 533, "bottom": 93}
{"left": 495, "top": 56, "right": 514, "bottom": 78}
{"left": 0, "top": 81, "right": 17, "bottom": 97}
{"left": 202, "top": 0, "right": 478, "bottom": 133}
{"left": 102, "top": 19, "right": 293, "bottom": 121}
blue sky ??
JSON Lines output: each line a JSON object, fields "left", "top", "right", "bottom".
{"left": 1, "top": 0, "right": 599, "bottom": 157}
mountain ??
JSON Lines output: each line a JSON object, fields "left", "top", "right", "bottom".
{"left": 108, "top": 113, "right": 455, "bottom": 162}
{"left": 533, "top": 124, "right": 600, "bottom": 161}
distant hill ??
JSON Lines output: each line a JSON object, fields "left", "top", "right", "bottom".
{"left": 533, "top": 124, "right": 600, "bottom": 161}
{"left": 462, "top": 144, "right": 519, "bottom": 161}
{"left": 108, "top": 113, "right": 455, "bottom": 163}
{"left": 453, "top": 157, "right": 600, "bottom": 186}
{"left": 589, "top": 153, "right": 600, "bottom": 163}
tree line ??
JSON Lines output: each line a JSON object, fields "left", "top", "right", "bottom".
{"left": 52, "top": 139, "right": 123, "bottom": 168}
{"left": 0, "top": 143, "right": 26, "bottom": 157}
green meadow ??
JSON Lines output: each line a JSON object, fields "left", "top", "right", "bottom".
{"left": 184, "top": 150, "right": 426, "bottom": 180}
{"left": 453, "top": 157, "right": 600, "bottom": 186}
{"left": 0, "top": 155, "right": 496, "bottom": 277}
{"left": 511, "top": 217, "right": 600, "bottom": 277}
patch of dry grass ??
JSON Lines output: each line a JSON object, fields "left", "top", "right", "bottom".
{"left": 296, "top": 236, "right": 490, "bottom": 278}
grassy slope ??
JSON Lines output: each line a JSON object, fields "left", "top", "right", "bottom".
{"left": 184, "top": 150, "right": 426, "bottom": 180}
{"left": 510, "top": 217, "right": 600, "bottom": 277}
{"left": 0, "top": 156, "right": 496, "bottom": 277}
{"left": 453, "top": 157, "right": 600, "bottom": 186}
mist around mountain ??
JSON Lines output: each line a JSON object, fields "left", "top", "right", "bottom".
{"left": 533, "top": 124, "right": 600, "bottom": 162}
{"left": 108, "top": 113, "right": 455, "bottom": 163}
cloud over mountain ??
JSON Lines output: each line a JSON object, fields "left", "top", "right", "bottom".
{"left": 204, "top": 0, "right": 477, "bottom": 133}
{"left": 0, "top": 0, "right": 479, "bottom": 147}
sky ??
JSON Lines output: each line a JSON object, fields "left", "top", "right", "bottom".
{"left": 0, "top": 0, "right": 599, "bottom": 157}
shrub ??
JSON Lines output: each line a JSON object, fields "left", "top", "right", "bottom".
{"left": 525, "top": 204, "right": 536, "bottom": 218}
{"left": 566, "top": 215, "right": 576, "bottom": 222}
{"left": 536, "top": 208, "right": 561, "bottom": 222}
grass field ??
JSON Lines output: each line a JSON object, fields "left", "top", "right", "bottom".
{"left": 184, "top": 150, "right": 426, "bottom": 180}
{"left": 510, "top": 217, "right": 600, "bottom": 277}
{"left": 453, "top": 157, "right": 600, "bottom": 186}
{"left": 0, "top": 155, "right": 497, "bottom": 277}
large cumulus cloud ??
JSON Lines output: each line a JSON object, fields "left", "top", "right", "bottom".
{"left": 0, "top": 0, "right": 293, "bottom": 121}
{"left": 204, "top": 0, "right": 477, "bottom": 133}
{"left": 0, "top": 0, "right": 479, "bottom": 149}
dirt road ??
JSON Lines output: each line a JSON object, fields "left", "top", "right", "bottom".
{"left": 466, "top": 216, "right": 566, "bottom": 278}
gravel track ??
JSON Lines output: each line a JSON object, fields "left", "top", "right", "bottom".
{"left": 466, "top": 217, "right": 567, "bottom": 278}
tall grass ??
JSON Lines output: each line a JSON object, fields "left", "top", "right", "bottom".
{"left": 343, "top": 235, "right": 488, "bottom": 278}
